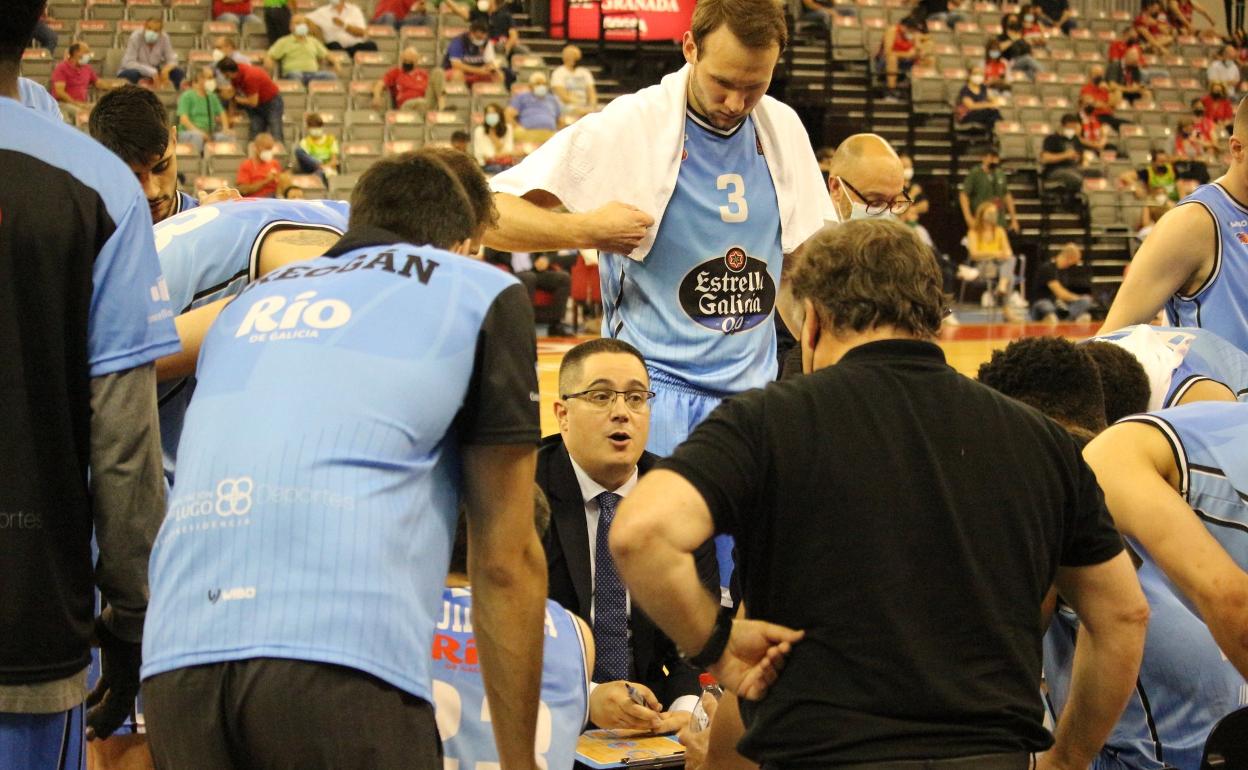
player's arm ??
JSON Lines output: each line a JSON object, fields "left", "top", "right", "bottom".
{"left": 155, "top": 298, "right": 229, "bottom": 382}
{"left": 1084, "top": 422, "right": 1248, "bottom": 677}
{"left": 1040, "top": 550, "right": 1149, "bottom": 770}
{"left": 463, "top": 443, "right": 545, "bottom": 770}
{"left": 1100, "top": 202, "right": 1215, "bottom": 333}
{"left": 1175, "top": 378, "right": 1237, "bottom": 405}
{"left": 485, "top": 191, "right": 654, "bottom": 254}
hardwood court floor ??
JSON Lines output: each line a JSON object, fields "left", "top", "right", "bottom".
{"left": 535, "top": 321, "right": 1100, "bottom": 436}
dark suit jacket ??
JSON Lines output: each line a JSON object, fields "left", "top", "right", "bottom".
{"left": 535, "top": 434, "right": 719, "bottom": 710}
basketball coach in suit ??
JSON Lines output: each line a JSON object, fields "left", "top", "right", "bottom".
{"left": 537, "top": 338, "right": 720, "bottom": 736}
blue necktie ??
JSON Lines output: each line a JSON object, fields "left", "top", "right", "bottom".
{"left": 592, "top": 491, "right": 631, "bottom": 683}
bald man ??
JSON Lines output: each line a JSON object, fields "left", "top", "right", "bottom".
{"left": 1101, "top": 98, "right": 1248, "bottom": 352}
{"left": 825, "top": 133, "right": 908, "bottom": 223}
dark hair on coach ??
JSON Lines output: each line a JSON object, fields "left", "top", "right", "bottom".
{"left": 349, "top": 150, "right": 476, "bottom": 249}
{"left": 976, "top": 336, "right": 1107, "bottom": 435}
{"left": 89, "top": 85, "right": 172, "bottom": 167}
{"left": 448, "top": 486, "right": 551, "bottom": 575}
{"left": 789, "top": 219, "right": 945, "bottom": 340}
{"left": 0, "top": 0, "right": 47, "bottom": 61}
{"left": 558, "top": 338, "right": 647, "bottom": 395}
{"left": 421, "top": 145, "right": 499, "bottom": 232}
{"left": 690, "top": 0, "right": 787, "bottom": 53}
{"left": 1083, "top": 342, "right": 1151, "bottom": 424}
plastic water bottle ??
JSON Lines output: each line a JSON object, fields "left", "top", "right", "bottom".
{"left": 688, "top": 673, "right": 723, "bottom": 733}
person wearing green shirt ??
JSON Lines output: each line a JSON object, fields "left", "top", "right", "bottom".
{"left": 177, "top": 66, "right": 234, "bottom": 155}
{"left": 264, "top": 0, "right": 293, "bottom": 47}
{"left": 959, "top": 145, "right": 1019, "bottom": 232}
{"left": 294, "top": 111, "right": 339, "bottom": 186}
{"left": 266, "top": 14, "right": 340, "bottom": 86}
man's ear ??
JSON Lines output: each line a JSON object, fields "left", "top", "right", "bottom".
{"left": 553, "top": 399, "right": 569, "bottom": 433}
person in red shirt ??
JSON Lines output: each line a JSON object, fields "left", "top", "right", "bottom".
{"left": 1190, "top": 98, "right": 1221, "bottom": 150}
{"left": 983, "top": 39, "right": 1009, "bottom": 89}
{"left": 1078, "top": 64, "right": 1129, "bottom": 131}
{"left": 372, "top": 45, "right": 444, "bottom": 110}
{"left": 372, "top": 0, "right": 440, "bottom": 28}
{"left": 1167, "top": 0, "right": 1214, "bottom": 33}
{"left": 1134, "top": 0, "right": 1174, "bottom": 54}
{"left": 50, "top": 42, "right": 115, "bottom": 120}
{"left": 236, "top": 132, "right": 289, "bottom": 198}
{"left": 1078, "top": 104, "right": 1109, "bottom": 155}
{"left": 215, "top": 56, "right": 285, "bottom": 142}
{"left": 877, "top": 12, "right": 927, "bottom": 96}
{"left": 213, "top": 0, "right": 260, "bottom": 25}
{"left": 1200, "top": 82, "right": 1234, "bottom": 125}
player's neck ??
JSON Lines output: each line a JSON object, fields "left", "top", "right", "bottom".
{"left": 811, "top": 325, "right": 927, "bottom": 370}
{"left": 0, "top": 63, "right": 19, "bottom": 100}
{"left": 1217, "top": 169, "right": 1247, "bottom": 200}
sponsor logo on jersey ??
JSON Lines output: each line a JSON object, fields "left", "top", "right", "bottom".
{"left": 1229, "top": 219, "right": 1248, "bottom": 228}
{"left": 1237, "top": 231, "right": 1248, "bottom": 245}
{"left": 236, "top": 290, "right": 352, "bottom": 342}
{"left": 207, "top": 586, "right": 257, "bottom": 604}
{"left": 678, "top": 247, "right": 776, "bottom": 334}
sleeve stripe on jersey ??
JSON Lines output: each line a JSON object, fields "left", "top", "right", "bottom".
{"left": 247, "top": 220, "right": 347, "bottom": 282}
{"left": 1119, "top": 414, "right": 1190, "bottom": 501}
{"left": 567, "top": 608, "right": 592, "bottom": 732}
{"left": 183, "top": 267, "right": 249, "bottom": 314}
{"left": 1173, "top": 200, "right": 1222, "bottom": 302}
{"left": 1194, "top": 506, "right": 1248, "bottom": 533}
{"left": 1166, "top": 374, "right": 1215, "bottom": 408}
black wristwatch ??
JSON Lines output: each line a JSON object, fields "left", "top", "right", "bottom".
{"left": 685, "top": 605, "right": 734, "bottom": 668}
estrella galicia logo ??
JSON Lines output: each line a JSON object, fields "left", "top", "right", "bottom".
{"left": 208, "top": 589, "right": 221, "bottom": 604}
{"left": 678, "top": 247, "right": 776, "bottom": 334}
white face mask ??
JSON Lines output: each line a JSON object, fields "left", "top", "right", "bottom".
{"left": 484, "top": 112, "right": 500, "bottom": 126}
{"left": 477, "top": 0, "right": 490, "bottom": 10}
{"left": 259, "top": 149, "right": 275, "bottom": 162}
{"left": 144, "top": 29, "right": 160, "bottom": 44}
{"left": 212, "top": 48, "right": 225, "bottom": 63}
{"left": 294, "top": 23, "right": 309, "bottom": 36}
{"left": 77, "top": 53, "right": 92, "bottom": 66}
{"left": 970, "top": 74, "right": 985, "bottom": 85}
{"left": 1062, "top": 128, "right": 1077, "bottom": 139}
{"left": 533, "top": 84, "right": 549, "bottom": 97}
{"left": 205, "top": 77, "right": 218, "bottom": 92}
{"left": 837, "top": 177, "right": 886, "bottom": 221}
{"left": 308, "top": 127, "right": 324, "bottom": 137}
{"left": 903, "top": 167, "right": 914, "bottom": 182}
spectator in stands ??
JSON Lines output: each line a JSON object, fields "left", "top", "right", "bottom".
{"left": 214, "top": 0, "right": 261, "bottom": 26}
{"left": 307, "top": 0, "right": 379, "bottom": 59}
{"left": 374, "top": 45, "right": 443, "bottom": 110}
{"left": 961, "top": 145, "right": 1019, "bottom": 233}
{"left": 966, "top": 201, "right": 1021, "bottom": 319}
{"left": 899, "top": 153, "right": 928, "bottom": 216}
{"left": 473, "top": 101, "right": 516, "bottom": 170}
{"left": 983, "top": 39, "right": 1010, "bottom": 90}
{"left": 1139, "top": 147, "right": 1179, "bottom": 200}
{"left": 998, "top": 12, "right": 1041, "bottom": 80}
{"left": 1079, "top": 64, "right": 1129, "bottom": 131}
{"left": 50, "top": 42, "right": 107, "bottom": 121}
{"left": 1036, "top": 0, "right": 1075, "bottom": 35}
{"left": 1136, "top": 184, "right": 1173, "bottom": 239}
{"left": 31, "top": 7, "right": 56, "bottom": 54}
{"left": 211, "top": 36, "right": 251, "bottom": 67}
{"left": 1168, "top": 0, "right": 1215, "bottom": 33}
{"left": 826, "top": 133, "right": 908, "bottom": 225}
{"left": 1207, "top": 45, "right": 1242, "bottom": 91}
{"left": 118, "top": 18, "right": 184, "bottom": 90}
{"left": 1134, "top": 0, "right": 1174, "bottom": 55}
{"left": 878, "top": 11, "right": 928, "bottom": 97}
{"left": 1201, "top": 81, "right": 1235, "bottom": 125}
{"left": 450, "top": 129, "right": 470, "bottom": 154}
{"left": 443, "top": 20, "right": 503, "bottom": 85}
{"left": 1031, "top": 242, "right": 1093, "bottom": 322}
{"left": 918, "top": 0, "right": 965, "bottom": 27}
{"left": 216, "top": 80, "right": 244, "bottom": 123}
{"left": 800, "top": 0, "right": 836, "bottom": 36}
{"left": 263, "top": 0, "right": 294, "bottom": 46}
{"left": 469, "top": 0, "right": 520, "bottom": 61}
{"left": 1173, "top": 118, "right": 1216, "bottom": 175}
{"left": 1192, "top": 97, "right": 1224, "bottom": 153}
{"left": 372, "top": 0, "right": 433, "bottom": 28}
{"left": 1078, "top": 104, "right": 1111, "bottom": 156}
{"left": 236, "top": 132, "right": 289, "bottom": 197}
{"left": 1041, "top": 113, "right": 1087, "bottom": 197}
{"left": 508, "top": 71, "right": 561, "bottom": 143}
{"left": 517, "top": 254, "right": 572, "bottom": 336}
{"left": 955, "top": 65, "right": 1002, "bottom": 134}
{"left": 217, "top": 56, "right": 285, "bottom": 142}
{"left": 1020, "top": 4, "right": 1050, "bottom": 45}
{"left": 295, "top": 112, "right": 338, "bottom": 185}
{"left": 267, "top": 14, "right": 341, "bottom": 85}
{"left": 177, "top": 66, "right": 234, "bottom": 156}
{"left": 1111, "top": 46, "right": 1153, "bottom": 104}
{"left": 551, "top": 44, "right": 597, "bottom": 116}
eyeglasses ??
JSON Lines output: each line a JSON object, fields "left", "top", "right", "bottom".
{"left": 839, "top": 177, "right": 913, "bottom": 216}
{"left": 561, "top": 388, "right": 656, "bottom": 412}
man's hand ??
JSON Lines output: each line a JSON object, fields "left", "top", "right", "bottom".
{"left": 653, "top": 709, "right": 691, "bottom": 735}
{"left": 589, "top": 681, "right": 663, "bottom": 731}
{"left": 1009, "top": 217, "right": 1020, "bottom": 233}
{"left": 200, "top": 187, "right": 242, "bottom": 205}
{"left": 676, "top": 692, "right": 718, "bottom": 769}
{"left": 708, "top": 619, "right": 804, "bottom": 701}
{"left": 584, "top": 201, "right": 655, "bottom": 254}
{"left": 85, "top": 621, "right": 141, "bottom": 740}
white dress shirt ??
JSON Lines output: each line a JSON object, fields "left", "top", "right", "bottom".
{"left": 307, "top": 2, "right": 369, "bottom": 47}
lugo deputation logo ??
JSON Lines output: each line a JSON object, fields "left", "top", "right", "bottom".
{"left": 678, "top": 247, "right": 776, "bottom": 334}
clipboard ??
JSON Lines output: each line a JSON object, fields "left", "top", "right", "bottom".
{"left": 575, "top": 729, "right": 687, "bottom": 768}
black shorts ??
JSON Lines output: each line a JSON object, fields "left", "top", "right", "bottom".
{"left": 143, "top": 658, "right": 441, "bottom": 770}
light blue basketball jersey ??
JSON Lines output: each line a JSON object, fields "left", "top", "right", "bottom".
{"left": 154, "top": 199, "right": 350, "bottom": 483}
{"left": 1166, "top": 184, "right": 1248, "bottom": 353}
{"left": 142, "top": 238, "right": 534, "bottom": 705}
{"left": 1090, "top": 325, "right": 1248, "bottom": 406}
{"left": 433, "top": 588, "right": 588, "bottom": 769}
{"left": 1044, "top": 561, "right": 1248, "bottom": 770}
{"left": 17, "top": 77, "right": 61, "bottom": 121}
{"left": 600, "top": 110, "right": 783, "bottom": 397}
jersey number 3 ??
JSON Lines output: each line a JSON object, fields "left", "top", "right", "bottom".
{"left": 718, "top": 174, "right": 748, "bottom": 223}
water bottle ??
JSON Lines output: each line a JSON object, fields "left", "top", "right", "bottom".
{"left": 688, "top": 673, "right": 723, "bottom": 733}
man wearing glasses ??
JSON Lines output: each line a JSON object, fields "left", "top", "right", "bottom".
{"left": 825, "top": 133, "right": 911, "bottom": 223}
{"left": 536, "top": 338, "right": 721, "bottom": 738}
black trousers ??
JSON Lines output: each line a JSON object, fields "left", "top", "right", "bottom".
{"left": 765, "top": 753, "right": 1032, "bottom": 770}
{"left": 517, "top": 267, "right": 571, "bottom": 324}
{"left": 326, "top": 40, "right": 380, "bottom": 59}
{"left": 264, "top": 6, "right": 292, "bottom": 46}
{"left": 143, "top": 658, "right": 441, "bottom": 770}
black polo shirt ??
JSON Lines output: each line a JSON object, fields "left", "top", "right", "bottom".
{"left": 661, "top": 339, "right": 1122, "bottom": 767}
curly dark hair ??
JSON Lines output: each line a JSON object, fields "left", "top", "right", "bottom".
{"left": 1083, "top": 342, "right": 1151, "bottom": 424}
{"left": 976, "top": 336, "right": 1106, "bottom": 435}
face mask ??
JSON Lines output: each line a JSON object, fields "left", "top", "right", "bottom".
{"left": 1153, "top": 193, "right": 1168, "bottom": 204}
{"left": 1062, "top": 128, "right": 1077, "bottom": 139}
{"left": 970, "top": 74, "right": 984, "bottom": 85}
{"left": 212, "top": 48, "right": 225, "bottom": 63}
{"left": 294, "top": 23, "right": 309, "bottom": 36}
{"left": 484, "top": 112, "right": 500, "bottom": 126}
{"left": 1023, "top": 13, "right": 1034, "bottom": 22}
{"left": 402, "top": 61, "right": 415, "bottom": 72}
{"left": 144, "top": 29, "right": 159, "bottom": 44}
{"left": 259, "top": 149, "right": 275, "bottom": 162}
{"left": 534, "top": 84, "right": 549, "bottom": 97}
{"left": 477, "top": 0, "right": 490, "bottom": 10}
{"left": 903, "top": 167, "right": 914, "bottom": 181}
{"left": 837, "top": 178, "right": 883, "bottom": 221}
{"left": 471, "top": 36, "right": 487, "bottom": 47}
{"left": 205, "top": 78, "right": 218, "bottom": 92}
{"left": 308, "top": 128, "right": 324, "bottom": 137}
{"left": 77, "top": 53, "right": 91, "bottom": 66}
{"left": 988, "top": 49, "right": 1001, "bottom": 59}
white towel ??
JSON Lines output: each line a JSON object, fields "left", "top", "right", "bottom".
{"left": 490, "top": 64, "right": 837, "bottom": 261}
{"left": 1104, "top": 324, "right": 1189, "bottom": 412}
